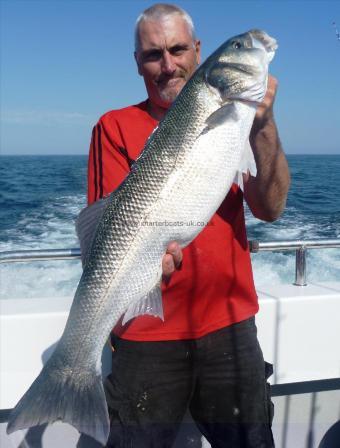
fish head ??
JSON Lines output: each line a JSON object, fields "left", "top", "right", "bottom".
{"left": 204, "top": 29, "right": 277, "bottom": 105}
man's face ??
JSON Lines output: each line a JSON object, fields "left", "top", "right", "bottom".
{"left": 135, "top": 15, "right": 201, "bottom": 108}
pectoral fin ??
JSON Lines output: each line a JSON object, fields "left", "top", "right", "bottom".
{"left": 204, "top": 103, "right": 239, "bottom": 132}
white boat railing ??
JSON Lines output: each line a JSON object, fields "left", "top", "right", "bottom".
{"left": 0, "top": 248, "right": 81, "bottom": 263}
{"left": 249, "top": 239, "right": 340, "bottom": 286}
{"left": 0, "top": 238, "right": 339, "bottom": 286}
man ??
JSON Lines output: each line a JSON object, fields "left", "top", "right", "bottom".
{"left": 87, "top": 4, "right": 290, "bottom": 447}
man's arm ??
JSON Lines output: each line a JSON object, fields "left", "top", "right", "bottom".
{"left": 243, "top": 75, "right": 290, "bottom": 222}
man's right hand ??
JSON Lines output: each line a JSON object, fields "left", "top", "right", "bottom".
{"left": 162, "top": 241, "right": 183, "bottom": 282}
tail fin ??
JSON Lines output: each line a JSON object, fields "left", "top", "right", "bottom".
{"left": 6, "top": 360, "right": 109, "bottom": 445}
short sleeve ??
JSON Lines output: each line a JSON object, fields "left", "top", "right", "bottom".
{"left": 87, "top": 119, "right": 131, "bottom": 205}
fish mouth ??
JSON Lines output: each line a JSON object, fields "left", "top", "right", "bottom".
{"left": 226, "top": 63, "right": 256, "bottom": 75}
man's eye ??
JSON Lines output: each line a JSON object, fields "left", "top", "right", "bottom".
{"left": 170, "top": 46, "right": 186, "bottom": 55}
{"left": 143, "top": 51, "right": 162, "bottom": 62}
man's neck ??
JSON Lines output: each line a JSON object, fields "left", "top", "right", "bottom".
{"left": 146, "top": 99, "right": 170, "bottom": 121}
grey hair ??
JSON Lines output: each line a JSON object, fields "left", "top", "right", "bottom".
{"left": 134, "top": 3, "right": 196, "bottom": 51}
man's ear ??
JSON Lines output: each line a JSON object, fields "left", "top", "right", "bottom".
{"left": 195, "top": 40, "right": 201, "bottom": 65}
{"left": 134, "top": 52, "right": 142, "bottom": 76}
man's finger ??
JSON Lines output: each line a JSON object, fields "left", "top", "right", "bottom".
{"left": 166, "top": 241, "right": 183, "bottom": 269}
{"left": 162, "top": 242, "right": 183, "bottom": 281}
{"left": 254, "top": 75, "right": 278, "bottom": 124}
{"left": 162, "top": 253, "right": 176, "bottom": 277}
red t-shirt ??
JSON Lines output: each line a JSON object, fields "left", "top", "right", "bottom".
{"left": 87, "top": 101, "right": 258, "bottom": 341}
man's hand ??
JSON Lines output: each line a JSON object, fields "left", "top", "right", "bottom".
{"left": 253, "top": 74, "right": 277, "bottom": 130}
{"left": 162, "top": 241, "right": 183, "bottom": 282}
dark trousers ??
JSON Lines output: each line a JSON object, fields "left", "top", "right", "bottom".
{"left": 104, "top": 317, "right": 274, "bottom": 448}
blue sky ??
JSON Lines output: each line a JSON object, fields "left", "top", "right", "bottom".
{"left": 1, "top": 0, "right": 340, "bottom": 155}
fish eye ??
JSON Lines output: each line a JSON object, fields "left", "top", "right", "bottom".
{"left": 232, "top": 40, "right": 242, "bottom": 49}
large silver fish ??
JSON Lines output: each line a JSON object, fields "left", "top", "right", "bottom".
{"left": 7, "top": 29, "right": 277, "bottom": 444}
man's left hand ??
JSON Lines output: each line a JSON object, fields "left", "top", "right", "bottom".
{"left": 253, "top": 75, "right": 277, "bottom": 131}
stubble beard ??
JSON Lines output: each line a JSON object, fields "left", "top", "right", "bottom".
{"left": 159, "top": 87, "right": 180, "bottom": 104}
{"left": 158, "top": 78, "right": 186, "bottom": 105}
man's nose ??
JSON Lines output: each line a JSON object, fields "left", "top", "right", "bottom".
{"left": 161, "top": 51, "right": 176, "bottom": 74}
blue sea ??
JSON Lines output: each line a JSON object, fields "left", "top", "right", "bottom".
{"left": 1, "top": 155, "right": 340, "bottom": 299}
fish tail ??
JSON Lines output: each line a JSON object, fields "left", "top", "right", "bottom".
{"left": 6, "top": 360, "right": 109, "bottom": 445}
